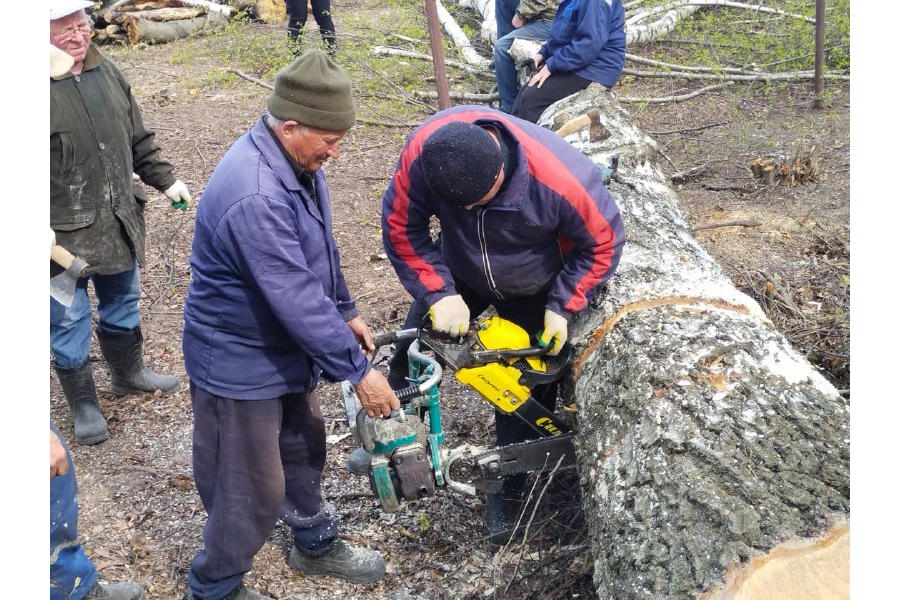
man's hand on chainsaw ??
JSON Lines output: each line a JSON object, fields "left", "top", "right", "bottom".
{"left": 428, "top": 294, "right": 470, "bottom": 337}
{"left": 354, "top": 369, "right": 400, "bottom": 418}
{"left": 539, "top": 309, "right": 568, "bottom": 356}
{"left": 346, "top": 316, "right": 375, "bottom": 358}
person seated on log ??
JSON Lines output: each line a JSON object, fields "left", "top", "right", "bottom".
{"left": 493, "top": 0, "right": 561, "bottom": 114}
{"left": 381, "top": 106, "right": 626, "bottom": 544}
{"left": 50, "top": 0, "right": 193, "bottom": 446}
{"left": 512, "top": 0, "right": 626, "bottom": 124}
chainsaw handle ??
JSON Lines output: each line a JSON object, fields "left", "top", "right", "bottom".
{"left": 372, "top": 328, "right": 418, "bottom": 348}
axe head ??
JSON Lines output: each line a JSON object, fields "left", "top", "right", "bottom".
{"left": 50, "top": 257, "right": 87, "bottom": 307}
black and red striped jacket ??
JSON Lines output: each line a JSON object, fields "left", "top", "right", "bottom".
{"left": 381, "top": 106, "right": 625, "bottom": 319}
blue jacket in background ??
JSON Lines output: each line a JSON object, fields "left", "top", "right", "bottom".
{"left": 183, "top": 116, "right": 369, "bottom": 400}
{"left": 540, "top": 0, "right": 626, "bottom": 87}
{"left": 382, "top": 105, "right": 625, "bottom": 320}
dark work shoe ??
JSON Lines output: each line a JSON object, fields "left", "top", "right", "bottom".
{"left": 184, "top": 584, "right": 274, "bottom": 600}
{"left": 289, "top": 539, "right": 386, "bottom": 584}
{"left": 97, "top": 327, "right": 180, "bottom": 395}
{"left": 484, "top": 492, "right": 523, "bottom": 546}
{"left": 83, "top": 581, "right": 146, "bottom": 600}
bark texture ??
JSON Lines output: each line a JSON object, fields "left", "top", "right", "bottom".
{"left": 543, "top": 85, "right": 850, "bottom": 599}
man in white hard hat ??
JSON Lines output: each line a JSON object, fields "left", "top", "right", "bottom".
{"left": 50, "top": 0, "right": 193, "bottom": 445}
{"left": 49, "top": 38, "right": 149, "bottom": 600}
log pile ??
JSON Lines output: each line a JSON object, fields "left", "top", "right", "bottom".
{"left": 91, "top": 0, "right": 286, "bottom": 45}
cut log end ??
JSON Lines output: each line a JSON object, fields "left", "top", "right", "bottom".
{"left": 701, "top": 522, "right": 849, "bottom": 600}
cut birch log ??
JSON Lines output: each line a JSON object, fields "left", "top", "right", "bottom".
{"left": 233, "top": 0, "right": 287, "bottom": 24}
{"left": 121, "top": 11, "right": 228, "bottom": 44}
{"left": 536, "top": 84, "right": 849, "bottom": 599}
{"left": 120, "top": 6, "right": 205, "bottom": 21}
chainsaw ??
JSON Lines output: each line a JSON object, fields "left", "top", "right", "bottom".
{"left": 342, "top": 315, "right": 576, "bottom": 513}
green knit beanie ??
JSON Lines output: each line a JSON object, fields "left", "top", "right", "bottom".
{"left": 267, "top": 50, "right": 356, "bottom": 132}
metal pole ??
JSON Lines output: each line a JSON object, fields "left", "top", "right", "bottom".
{"left": 424, "top": 0, "right": 451, "bottom": 110}
{"left": 813, "top": 0, "right": 825, "bottom": 109}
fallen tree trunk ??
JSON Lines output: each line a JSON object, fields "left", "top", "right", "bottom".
{"left": 121, "top": 10, "right": 228, "bottom": 44}
{"left": 543, "top": 85, "right": 850, "bottom": 599}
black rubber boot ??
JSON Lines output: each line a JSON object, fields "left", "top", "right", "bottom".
{"left": 55, "top": 361, "right": 108, "bottom": 446}
{"left": 484, "top": 474, "right": 526, "bottom": 545}
{"left": 288, "top": 539, "right": 386, "bottom": 584}
{"left": 83, "top": 581, "right": 147, "bottom": 600}
{"left": 97, "top": 327, "right": 180, "bottom": 395}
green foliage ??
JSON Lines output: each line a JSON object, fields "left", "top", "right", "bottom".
{"left": 663, "top": 0, "right": 850, "bottom": 73}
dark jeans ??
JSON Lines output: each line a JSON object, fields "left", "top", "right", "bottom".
{"left": 495, "top": 0, "right": 520, "bottom": 40}
{"left": 285, "top": 0, "right": 336, "bottom": 52}
{"left": 187, "top": 384, "right": 339, "bottom": 600}
{"left": 512, "top": 71, "right": 593, "bottom": 124}
{"left": 388, "top": 277, "right": 558, "bottom": 451}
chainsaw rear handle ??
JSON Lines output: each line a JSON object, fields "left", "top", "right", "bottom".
{"left": 395, "top": 339, "right": 442, "bottom": 401}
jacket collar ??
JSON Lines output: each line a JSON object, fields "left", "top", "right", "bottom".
{"left": 473, "top": 118, "right": 528, "bottom": 211}
{"left": 249, "top": 116, "right": 305, "bottom": 192}
{"left": 50, "top": 44, "right": 104, "bottom": 81}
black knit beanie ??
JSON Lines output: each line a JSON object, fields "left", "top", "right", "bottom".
{"left": 267, "top": 50, "right": 356, "bottom": 131}
{"left": 420, "top": 121, "right": 503, "bottom": 206}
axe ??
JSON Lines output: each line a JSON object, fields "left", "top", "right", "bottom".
{"left": 50, "top": 244, "right": 88, "bottom": 307}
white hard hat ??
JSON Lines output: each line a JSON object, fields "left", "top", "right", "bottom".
{"left": 50, "top": 1, "right": 93, "bottom": 20}
{"left": 50, "top": 44, "right": 74, "bottom": 77}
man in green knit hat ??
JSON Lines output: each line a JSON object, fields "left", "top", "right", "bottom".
{"left": 181, "top": 50, "right": 398, "bottom": 600}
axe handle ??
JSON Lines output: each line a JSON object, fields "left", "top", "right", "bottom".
{"left": 50, "top": 244, "right": 76, "bottom": 270}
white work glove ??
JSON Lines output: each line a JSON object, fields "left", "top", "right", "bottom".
{"left": 428, "top": 294, "right": 470, "bottom": 337}
{"left": 164, "top": 180, "right": 192, "bottom": 210}
{"left": 539, "top": 309, "right": 568, "bottom": 356}
{"left": 49, "top": 228, "right": 56, "bottom": 257}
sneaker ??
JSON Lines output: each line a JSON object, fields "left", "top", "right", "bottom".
{"left": 84, "top": 582, "right": 147, "bottom": 600}
{"left": 289, "top": 539, "right": 386, "bottom": 584}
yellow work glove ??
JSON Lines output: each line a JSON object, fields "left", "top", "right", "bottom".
{"left": 164, "top": 180, "right": 193, "bottom": 210}
{"left": 428, "top": 294, "right": 470, "bottom": 337}
{"left": 539, "top": 309, "right": 568, "bottom": 356}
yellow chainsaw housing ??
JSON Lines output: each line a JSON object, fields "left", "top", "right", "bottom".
{"left": 455, "top": 316, "right": 547, "bottom": 414}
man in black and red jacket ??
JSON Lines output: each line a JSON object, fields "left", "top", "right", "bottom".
{"left": 381, "top": 105, "right": 626, "bottom": 543}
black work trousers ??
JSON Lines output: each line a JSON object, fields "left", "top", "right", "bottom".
{"left": 511, "top": 71, "right": 593, "bottom": 124}
{"left": 285, "top": 0, "right": 336, "bottom": 53}
{"left": 187, "top": 383, "right": 339, "bottom": 600}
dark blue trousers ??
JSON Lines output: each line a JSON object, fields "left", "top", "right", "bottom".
{"left": 187, "top": 384, "right": 339, "bottom": 600}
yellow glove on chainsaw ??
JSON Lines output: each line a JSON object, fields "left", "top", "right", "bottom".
{"left": 539, "top": 309, "right": 568, "bottom": 356}
{"left": 428, "top": 294, "right": 470, "bottom": 337}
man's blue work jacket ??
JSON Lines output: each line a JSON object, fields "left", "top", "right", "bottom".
{"left": 540, "top": 0, "right": 626, "bottom": 88}
{"left": 382, "top": 105, "right": 626, "bottom": 321}
{"left": 183, "top": 117, "right": 369, "bottom": 400}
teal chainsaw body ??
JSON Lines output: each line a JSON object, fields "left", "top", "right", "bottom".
{"left": 343, "top": 317, "right": 576, "bottom": 513}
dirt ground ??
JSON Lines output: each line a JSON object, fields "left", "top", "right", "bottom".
{"left": 50, "top": 4, "right": 850, "bottom": 599}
